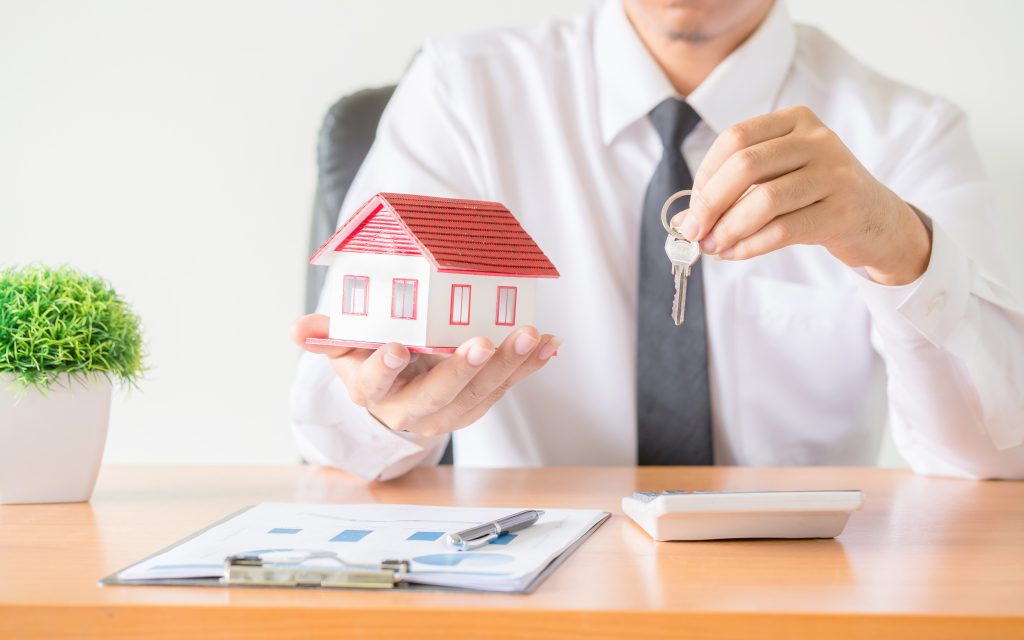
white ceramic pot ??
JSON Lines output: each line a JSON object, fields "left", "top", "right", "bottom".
{"left": 0, "top": 373, "right": 112, "bottom": 504}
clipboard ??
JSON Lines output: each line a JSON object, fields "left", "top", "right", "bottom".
{"left": 100, "top": 505, "right": 610, "bottom": 594}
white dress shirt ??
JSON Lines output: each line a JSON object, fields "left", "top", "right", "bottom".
{"left": 291, "top": 0, "right": 1024, "bottom": 480}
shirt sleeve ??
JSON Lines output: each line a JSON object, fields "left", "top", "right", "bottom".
{"left": 855, "top": 101, "right": 1024, "bottom": 479}
{"left": 291, "top": 350, "right": 450, "bottom": 481}
{"left": 289, "top": 44, "right": 485, "bottom": 481}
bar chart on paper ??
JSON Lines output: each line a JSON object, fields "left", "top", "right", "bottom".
{"left": 111, "top": 503, "right": 609, "bottom": 591}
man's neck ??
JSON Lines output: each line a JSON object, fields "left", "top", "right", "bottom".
{"left": 622, "top": 1, "right": 774, "bottom": 96}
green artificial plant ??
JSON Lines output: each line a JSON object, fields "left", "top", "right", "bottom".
{"left": 0, "top": 264, "right": 145, "bottom": 393}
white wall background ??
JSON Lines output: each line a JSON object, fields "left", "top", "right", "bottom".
{"left": 1, "top": 1, "right": 1021, "bottom": 465}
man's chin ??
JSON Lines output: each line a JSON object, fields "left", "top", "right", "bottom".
{"left": 626, "top": 0, "right": 716, "bottom": 44}
{"left": 663, "top": 28, "right": 713, "bottom": 43}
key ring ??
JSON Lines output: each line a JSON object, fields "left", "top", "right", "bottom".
{"left": 661, "top": 189, "right": 694, "bottom": 240}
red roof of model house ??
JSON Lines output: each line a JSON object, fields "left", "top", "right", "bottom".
{"left": 310, "top": 192, "right": 559, "bottom": 278}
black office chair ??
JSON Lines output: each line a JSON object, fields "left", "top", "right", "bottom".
{"left": 306, "top": 85, "right": 455, "bottom": 465}
{"left": 305, "top": 86, "right": 396, "bottom": 313}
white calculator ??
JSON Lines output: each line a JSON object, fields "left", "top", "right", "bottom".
{"left": 622, "top": 489, "right": 864, "bottom": 541}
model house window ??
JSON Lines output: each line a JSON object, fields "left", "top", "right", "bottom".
{"left": 449, "top": 284, "right": 472, "bottom": 325}
{"left": 496, "top": 286, "right": 517, "bottom": 326}
{"left": 342, "top": 276, "right": 368, "bottom": 315}
{"left": 391, "top": 278, "right": 418, "bottom": 319}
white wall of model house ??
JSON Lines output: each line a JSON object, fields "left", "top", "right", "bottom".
{"left": 427, "top": 269, "right": 536, "bottom": 348}
{"left": 324, "top": 253, "right": 537, "bottom": 350}
{"left": 325, "top": 254, "right": 431, "bottom": 346}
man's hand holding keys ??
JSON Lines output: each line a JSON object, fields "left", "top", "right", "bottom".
{"left": 292, "top": 314, "right": 560, "bottom": 437}
{"left": 671, "top": 105, "right": 933, "bottom": 286}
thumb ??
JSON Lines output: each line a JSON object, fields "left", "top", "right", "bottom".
{"left": 291, "top": 314, "right": 353, "bottom": 357}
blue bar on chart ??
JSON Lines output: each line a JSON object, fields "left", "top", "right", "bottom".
{"left": 407, "top": 531, "right": 445, "bottom": 542}
{"left": 489, "top": 532, "right": 517, "bottom": 545}
{"left": 330, "top": 529, "right": 373, "bottom": 543}
{"left": 267, "top": 528, "right": 302, "bottom": 534}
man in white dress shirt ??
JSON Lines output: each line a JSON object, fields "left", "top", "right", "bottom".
{"left": 290, "top": 0, "right": 1024, "bottom": 480}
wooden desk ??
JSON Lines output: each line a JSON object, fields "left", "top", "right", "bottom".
{"left": 1, "top": 466, "right": 1021, "bottom": 639}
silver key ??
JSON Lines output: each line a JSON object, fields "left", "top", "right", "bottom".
{"left": 664, "top": 235, "right": 700, "bottom": 325}
{"left": 659, "top": 189, "right": 702, "bottom": 326}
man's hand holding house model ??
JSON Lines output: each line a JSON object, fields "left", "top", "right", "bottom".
{"left": 293, "top": 192, "right": 560, "bottom": 437}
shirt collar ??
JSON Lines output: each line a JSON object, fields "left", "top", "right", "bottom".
{"left": 593, "top": 0, "right": 797, "bottom": 145}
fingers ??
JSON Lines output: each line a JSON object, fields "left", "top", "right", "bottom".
{"left": 387, "top": 336, "right": 497, "bottom": 425}
{"left": 703, "top": 166, "right": 830, "bottom": 256}
{"left": 417, "top": 329, "right": 558, "bottom": 434}
{"left": 670, "top": 106, "right": 845, "bottom": 263}
{"left": 444, "top": 327, "right": 546, "bottom": 414}
{"left": 321, "top": 326, "right": 559, "bottom": 437}
{"left": 291, "top": 314, "right": 354, "bottom": 358}
{"left": 495, "top": 333, "right": 561, "bottom": 389}
{"left": 719, "top": 201, "right": 832, "bottom": 261}
{"left": 458, "top": 335, "right": 560, "bottom": 427}
{"left": 677, "top": 135, "right": 812, "bottom": 247}
{"left": 692, "top": 106, "right": 810, "bottom": 192}
{"left": 349, "top": 343, "right": 412, "bottom": 407}
{"left": 293, "top": 314, "right": 410, "bottom": 407}
{"left": 292, "top": 313, "right": 328, "bottom": 344}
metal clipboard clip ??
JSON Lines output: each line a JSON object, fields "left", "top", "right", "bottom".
{"left": 223, "top": 550, "right": 410, "bottom": 589}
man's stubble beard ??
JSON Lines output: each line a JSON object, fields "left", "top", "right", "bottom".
{"left": 625, "top": 0, "right": 716, "bottom": 44}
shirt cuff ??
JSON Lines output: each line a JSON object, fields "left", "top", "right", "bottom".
{"left": 292, "top": 408, "right": 437, "bottom": 481}
{"left": 853, "top": 222, "right": 971, "bottom": 346}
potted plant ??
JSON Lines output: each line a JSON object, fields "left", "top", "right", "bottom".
{"left": 0, "top": 265, "right": 144, "bottom": 504}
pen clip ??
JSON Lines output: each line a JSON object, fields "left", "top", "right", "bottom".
{"left": 457, "top": 532, "right": 498, "bottom": 551}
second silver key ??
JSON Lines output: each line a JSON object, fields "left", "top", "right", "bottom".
{"left": 664, "top": 235, "right": 701, "bottom": 326}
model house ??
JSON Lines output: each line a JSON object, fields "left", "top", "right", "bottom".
{"left": 308, "top": 192, "right": 559, "bottom": 353}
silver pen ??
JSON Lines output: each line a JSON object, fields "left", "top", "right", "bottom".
{"left": 446, "top": 509, "right": 545, "bottom": 551}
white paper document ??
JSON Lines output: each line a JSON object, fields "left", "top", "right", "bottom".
{"left": 113, "top": 503, "right": 609, "bottom": 592}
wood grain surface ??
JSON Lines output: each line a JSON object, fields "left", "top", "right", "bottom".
{"left": 1, "top": 465, "right": 1022, "bottom": 639}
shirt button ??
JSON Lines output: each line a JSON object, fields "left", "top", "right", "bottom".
{"left": 928, "top": 291, "right": 947, "bottom": 315}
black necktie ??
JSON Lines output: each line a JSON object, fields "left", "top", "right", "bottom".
{"left": 636, "top": 98, "right": 713, "bottom": 466}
